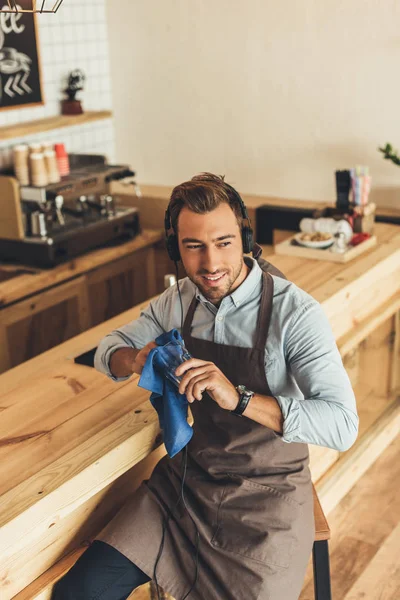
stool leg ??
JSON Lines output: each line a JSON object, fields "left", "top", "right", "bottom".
{"left": 313, "top": 540, "right": 332, "bottom": 600}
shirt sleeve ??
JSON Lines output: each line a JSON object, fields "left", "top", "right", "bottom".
{"left": 274, "top": 300, "right": 359, "bottom": 452}
{"left": 94, "top": 295, "right": 167, "bottom": 382}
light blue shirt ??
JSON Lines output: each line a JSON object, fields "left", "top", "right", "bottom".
{"left": 95, "top": 257, "right": 358, "bottom": 452}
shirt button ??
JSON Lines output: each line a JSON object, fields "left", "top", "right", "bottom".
{"left": 217, "top": 316, "right": 223, "bottom": 322}
{"left": 236, "top": 301, "right": 241, "bottom": 306}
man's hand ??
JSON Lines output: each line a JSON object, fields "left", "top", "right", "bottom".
{"left": 109, "top": 342, "right": 157, "bottom": 378}
{"left": 176, "top": 358, "right": 239, "bottom": 411}
{"left": 132, "top": 341, "right": 157, "bottom": 374}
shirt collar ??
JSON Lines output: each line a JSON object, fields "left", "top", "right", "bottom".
{"left": 193, "top": 257, "right": 262, "bottom": 308}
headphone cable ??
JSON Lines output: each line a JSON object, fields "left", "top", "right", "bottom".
{"left": 153, "top": 267, "right": 199, "bottom": 599}
{"left": 152, "top": 447, "right": 200, "bottom": 600}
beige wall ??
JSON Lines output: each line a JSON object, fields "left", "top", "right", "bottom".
{"left": 106, "top": 0, "right": 400, "bottom": 208}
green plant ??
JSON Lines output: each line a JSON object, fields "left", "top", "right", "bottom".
{"left": 378, "top": 143, "right": 400, "bottom": 166}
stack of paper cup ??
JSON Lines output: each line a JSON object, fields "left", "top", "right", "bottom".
{"left": 41, "top": 141, "right": 54, "bottom": 152}
{"left": 30, "top": 153, "right": 48, "bottom": 187}
{"left": 54, "top": 143, "right": 70, "bottom": 177}
{"left": 44, "top": 149, "right": 61, "bottom": 184}
{"left": 29, "top": 143, "right": 43, "bottom": 155}
{"left": 13, "top": 144, "right": 30, "bottom": 186}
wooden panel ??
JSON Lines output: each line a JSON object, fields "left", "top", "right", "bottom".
{"left": 86, "top": 247, "right": 154, "bottom": 327}
{"left": 315, "top": 248, "right": 400, "bottom": 341}
{"left": 316, "top": 398, "right": 400, "bottom": 515}
{"left": 154, "top": 240, "right": 187, "bottom": 293}
{"left": 309, "top": 444, "right": 340, "bottom": 483}
{"left": 0, "top": 176, "right": 24, "bottom": 240}
{"left": 343, "top": 347, "right": 360, "bottom": 388}
{"left": 0, "top": 277, "right": 90, "bottom": 372}
{"left": 358, "top": 316, "right": 396, "bottom": 396}
{"left": 390, "top": 310, "right": 400, "bottom": 393}
{"left": 337, "top": 292, "right": 400, "bottom": 358}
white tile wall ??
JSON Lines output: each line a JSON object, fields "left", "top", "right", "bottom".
{"left": 0, "top": 0, "right": 115, "bottom": 169}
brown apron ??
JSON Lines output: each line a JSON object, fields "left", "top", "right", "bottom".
{"left": 99, "top": 264, "right": 314, "bottom": 600}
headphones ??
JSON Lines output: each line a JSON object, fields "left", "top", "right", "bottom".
{"left": 164, "top": 183, "right": 254, "bottom": 262}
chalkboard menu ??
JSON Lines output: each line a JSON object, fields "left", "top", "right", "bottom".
{"left": 0, "top": 7, "right": 43, "bottom": 111}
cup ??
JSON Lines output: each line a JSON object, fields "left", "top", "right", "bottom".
{"left": 13, "top": 144, "right": 29, "bottom": 185}
{"left": 30, "top": 152, "right": 48, "bottom": 187}
{"left": 44, "top": 149, "right": 61, "bottom": 184}
{"left": 54, "top": 143, "right": 70, "bottom": 177}
{"left": 155, "top": 340, "right": 192, "bottom": 388}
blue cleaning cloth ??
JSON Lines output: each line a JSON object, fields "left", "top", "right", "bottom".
{"left": 138, "top": 329, "right": 193, "bottom": 458}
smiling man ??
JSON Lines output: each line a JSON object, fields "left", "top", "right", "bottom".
{"left": 178, "top": 201, "right": 250, "bottom": 303}
{"left": 53, "top": 173, "right": 358, "bottom": 600}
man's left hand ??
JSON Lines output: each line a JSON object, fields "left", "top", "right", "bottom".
{"left": 175, "top": 358, "right": 239, "bottom": 411}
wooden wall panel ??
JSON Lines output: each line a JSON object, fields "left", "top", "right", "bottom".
{"left": 0, "top": 277, "right": 90, "bottom": 372}
{"left": 87, "top": 248, "right": 157, "bottom": 327}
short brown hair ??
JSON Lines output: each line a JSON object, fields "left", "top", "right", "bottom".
{"left": 168, "top": 173, "right": 243, "bottom": 234}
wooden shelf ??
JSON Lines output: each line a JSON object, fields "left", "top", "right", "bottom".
{"left": 0, "top": 111, "right": 113, "bottom": 141}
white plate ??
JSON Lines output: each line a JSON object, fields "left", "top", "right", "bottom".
{"left": 294, "top": 233, "right": 334, "bottom": 249}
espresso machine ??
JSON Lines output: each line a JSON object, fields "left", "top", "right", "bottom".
{"left": 0, "top": 154, "right": 141, "bottom": 267}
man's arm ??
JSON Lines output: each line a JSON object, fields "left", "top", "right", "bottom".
{"left": 242, "top": 394, "right": 284, "bottom": 434}
{"left": 94, "top": 296, "right": 167, "bottom": 381}
{"left": 176, "top": 359, "right": 284, "bottom": 433}
{"left": 271, "top": 300, "right": 359, "bottom": 451}
{"left": 176, "top": 300, "right": 358, "bottom": 452}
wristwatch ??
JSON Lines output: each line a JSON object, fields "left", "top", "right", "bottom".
{"left": 231, "top": 384, "right": 254, "bottom": 417}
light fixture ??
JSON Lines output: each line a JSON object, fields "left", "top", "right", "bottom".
{"left": 2, "top": 1, "right": 65, "bottom": 13}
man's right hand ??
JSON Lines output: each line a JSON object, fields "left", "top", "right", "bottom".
{"left": 109, "top": 341, "right": 157, "bottom": 378}
{"left": 132, "top": 341, "right": 158, "bottom": 374}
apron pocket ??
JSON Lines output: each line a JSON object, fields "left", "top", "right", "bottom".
{"left": 211, "top": 475, "right": 300, "bottom": 568}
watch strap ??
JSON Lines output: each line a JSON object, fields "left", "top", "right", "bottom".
{"left": 231, "top": 386, "right": 254, "bottom": 416}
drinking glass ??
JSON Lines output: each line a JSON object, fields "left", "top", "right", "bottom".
{"left": 155, "top": 340, "right": 192, "bottom": 388}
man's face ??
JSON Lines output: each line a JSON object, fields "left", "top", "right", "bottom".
{"left": 177, "top": 203, "right": 249, "bottom": 305}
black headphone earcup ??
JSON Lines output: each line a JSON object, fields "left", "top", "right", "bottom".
{"left": 166, "top": 234, "right": 181, "bottom": 262}
{"left": 242, "top": 226, "right": 254, "bottom": 254}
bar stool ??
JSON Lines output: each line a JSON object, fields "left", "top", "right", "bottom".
{"left": 312, "top": 484, "right": 332, "bottom": 600}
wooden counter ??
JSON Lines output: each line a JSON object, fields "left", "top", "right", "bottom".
{"left": 1, "top": 223, "right": 400, "bottom": 599}
{"left": 0, "top": 229, "right": 166, "bottom": 373}
{"left": 0, "top": 228, "right": 163, "bottom": 308}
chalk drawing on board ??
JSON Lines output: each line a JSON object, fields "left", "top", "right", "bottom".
{"left": 0, "top": 47, "right": 32, "bottom": 100}
{"left": 0, "top": 6, "right": 43, "bottom": 110}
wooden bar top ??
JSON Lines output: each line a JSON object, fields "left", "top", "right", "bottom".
{"left": 0, "top": 228, "right": 164, "bottom": 308}
{"left": 0, "top": 222, "right": 399, "bottom": 597}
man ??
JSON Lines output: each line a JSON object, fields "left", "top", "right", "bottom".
{"left": 53, "top": 173, "right": 358, "bottom": 600}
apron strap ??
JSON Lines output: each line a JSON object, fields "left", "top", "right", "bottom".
{"left": 252, "top": 242, "right": 263, "bottom": 261}
{"left": 182, "top": 293, "right": 199, "bottom": 340}
{"left": 255, "top": 271, "right": 274, "bottom": 351}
